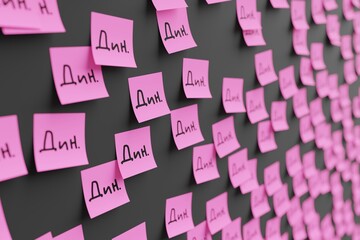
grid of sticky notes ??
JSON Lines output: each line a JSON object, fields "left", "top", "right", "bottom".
{"left": 2, "top": 0, "right": 360, "bottom": 239}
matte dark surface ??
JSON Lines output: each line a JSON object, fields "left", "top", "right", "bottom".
{"left": 0, "top": 0, "right": 358, "bottom": 239}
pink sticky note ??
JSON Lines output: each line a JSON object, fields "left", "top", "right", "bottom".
{"left": 49, "top": 46, "right": 109, "bottom": 105}
{"left": 311, "top": 43, "right": 326, "bottom": 70}
{"left": 128, "top": 72, "right": 170, "bottom": 123}
{"left": 0, "top": 1, "right": 41, "bottom": 29}
{"left": 316, "top": 70, "right": 329, "bottom": 98}
{"left": 273, "top": 184, "right": 290, "bottom": 217}
{"left": 303, "top": 151, "right": 317, "bottom": 179}
{"left": 0, "top": 199, "right": 11, "bottom": 240}
{"left": 257, "top": 120, "right": 277, "bottom": 153}
{"left": 243, "top": 218, "right": 263, "bottom": 240}
{"left": 293, "top": 88, "right": 309, "bottom": 118}
{"left": 279, "top": 65, "right": 298, "bottom": 99}
{"left": 266, "top": 217, "right": 281, "bottom": 240}
{"left": 33, "top": 113, "right": 88, "bottom": 172}
{"left": 320, "top": 170, "right": 330, "bottom": 194}
{"left": 344, "top": 60, "right": 357, "bottom": 84}
{"left": 293, "top": 29, "right": 309, "bottom": 56}
{"left": 328, "top": 74, "right": 339, "bottom": 99}
{"left": 255, "top": 50, "right": 278, "bottom": 86}
{"left": 324, "top": 0, "right": 338, "bottom": 11}
{"left": 353, "top": 96, "right": 360, "bottom": 118}
{"left": 308, "top": 173, "right": 321, "bottom": 198}
{"left": 356, "top": 54, "right": 360, "bottom": 74}
{"left": 2, "top": 0, "right": 65, "bottom": 35}
{"left": 183, "top": 58, "right": 211, "bottom": 99}
{"left": 228, "top": 148, "right": 251, "bottom": 188}
{"left": 187, "top": 221, "right": 212, "bottom": 240}
{"left": 91, "top": 12, "right": 136, "bottom": 68}
{"left": 35, "top": 232, "right": 53, "bottom": 240}
{"left": 171, "top": 104, "right": 204, "bottom": 150}
{"left": 339, "top": 84, "right": 351, "bottom": 108}
{"left": 302, "top": 198, "right": 317, "bottom": 224}
{"left": 270, "top": 0, "right": 289, "bottom": 8}
{"left": 236, "top": 0, "right": 261, "bottom": 30}
{"left": 354, "top": 34, "right": 360, "bottom": 54}
{"left": 222, "top": 217, "right": 242, "bottom": 240}
{"left": 157, "top": 8, "right": 197, "bottom": 54}
{"left": 246, "top": 87, "right": 269, "bottom": 124}
{"left": 315, "top": 122, "right": 332, "bottom": 149}
{"left": 299, "top": 115, "right": 315, "bottom": 143}
{"left": 53, "top": 225, "right": 84, "bottom": 240}
{"left": 287, "top": 197, "right": 303, "bottom": 227}
{"left": 271, "top": 101, "right": 289, "bottom": 131}
{"left": 293, "top": 171, "right": 308, "bottom": 197}
{"left": 166, "top": 192, "right": 194, "bottom": 238}
{"left": 152, "top": 0, "right": 187, "bottom": 11}
{"left": 212, "top": 116, "right": 240, "bottom": 158}
{"left": 243, "top": 17, "right": 266, "bottom": 47}
{"left": 286, "top": 145, "right": 302, "bottom": 177}
{"left": 341, "top": 35, "right": 354, "bottom": 60}
{"left": 251, "top": 184, "right": 270, "bottom": 218}
{"left": 311, "top": 0, "right": 326, "bottom": 24}
{"left": 222, "top": 78, "right": 246, "bottom": 113}
{"left": 326, "top": 15, "right": 340, "bottom": 46}
{"left": 310, "top": 98, "right": 325, "bottom": 126}
{"left": 292, "top": 223, "right": 307, "bottom": 240}
{"left": 113, "top": 222, "right": 147, "bottom": 240}
{"left": 193, "top": 144, "right": 220, "bottom": 184}
{"left": 264, "top": 161, "right": 282, "bottom": 196}
{"left": 240, "top": 159, "right": 259, "bottom": 194}
{"left": 343, "top": 0, "right": 354, "bottom": 21}
{"left": 300, "top": 57, "right": 315, "bottom": 86}
{"left": 291, "top": 0, "right": 309, "bottom": 29}
{"left": 81, "top": 160, "right": 130, "bottom": 219}
{"left": 330, "top": 99, "right": 343, "bottom": 123}
{"left": 206, "top": 192, "right": 231, "bottom": 235}
{"left": 0, "top": 115, "right": 28, "bottom": 182}
{"left": 114, "top": 126, "right": 157, "bottom": 179}
{"left": 206, "top": 0, "right": 231, "bottom": 3}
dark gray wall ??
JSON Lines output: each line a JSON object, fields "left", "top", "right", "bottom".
{"left": 0, "top": 0, "right": 357, "bottom": 239}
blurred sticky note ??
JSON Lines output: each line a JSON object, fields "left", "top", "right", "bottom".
{"left": 343, "top": 0, "right": 354, "bottom": 21}
{"left": 287, "top": 197, "right": 303, "bottom": 227}
{"left": 266, "top": 217, "right": 281, "bottom": 240}
{"left": 152, "top": 0, "right": 187, "bottom": 11}
{"left": 316, "top": 70, "right": 329, "bottom": 98}
{"left": 236, "top": 0, "right": 261, "bottom": 30}
{"left": 53, "top": 225, "right": 84, "bottom": 240}
{"left": 310, "top": 98, "right": 325, "bottom": 126}
{"left": 292, "top": 223, "right": 307, "bottom": 240}
{"left": 0, "top": 1, "right": 41, "bottom": 29}
{"left": 243, "top": 218, "right": 262, "bottom": 240}
{"left": 293, "top": 88, "right": 309, "bottom": 118}
{"left": 300, "top": 57, "right": 315, "bottom": 86}
{"left": 341, "top": 35, "right": 354, "bottom": 60}
{"left": 33, "top": 113, "right": 88, "bottom": 172}
{"left": 271, "top": 101, "right": 289, "bottom": 132}
{"left": 212, "top": 116, "right": 240, "bottom": 158}
{"left": 222, "top": 78, "right": 246, "bottom": 113}
{"left": 206, "top": 192, "right": 231, "bottom": 235}
{"left": 299, "top": 115, "right": 315, "bottom": 143}
{"left": 240, "top": 158, "right": 259, "bottom": 194}
{"left": 193, "top": 144, "right": 220, "bottom": 184}
{"left": 264, "top": 161, "right": 282, "bottom": 196}
{"left": 206, "top": 0, "right": 231, "bottom": 4}
{"left": 243, "top": 28, "right": 266, "bottom": 47}
{"left": 2, "top": 0, "right": 65, "bottom": 35}
{"left": 315, "top": 123, "right": 332, "bottom": 149}
{"left": 49, "top": 46, "right": 109, "bottom": 105}
{"left": 257, "top": 120, "right": 277, "bottom": 153}
{"left": 344, "top": 60, "right": 357, "bottom": 84}
{"left": 156, "top": 8, "right": 197, "bottom": 54}
{"left": 255, "top": 50, "right": 278, "bottom": 86}
{"left": 113, "top": 222, "right": 147, "bottom": 240}
{"left": 115, "top": 126, "right": 157, "bottom": 179}
{"left": 91, "top": 12, "right": 136, "bottom": 67}
{"left": 35, "top": 232, "right": 53, "bottom": 240}
{"left": 308, "top": 172, "right": 321, "bottom": 198}
{"left": 228, "top": 148, "right": 251, "bottom": 188}
{"left": 246, "top": 87, "right": 269, "bottom": 124}
{"left": 171, "top": 104, "right": 204, "bottom": 150}
{"left": 81, "top": 160, "right": 130, "bottom": 219}
{"left": 291, "top": 0, "right": 309, "bottom": 29}
{"left": 273, "top": 184, "right": 290, "bottom": 217}
{"left": 286, "top": 144, "right": 302, "bottom": 177}
{"left": 302, "top": 197, "right": 317, "bottom": 224}
{"left": 279, "top": 65, "right": 298, "bottom": 99}
{"left": 251, "top": 184, "right": 270, "bottom": 218}
{"left": 0, "top": 115, "right": 28, "bottom": 182}
{"left": 328, "top": 74, "right": 339, "bottom": 99}
{"left": 0, "top": 198, "right": 11, "bottom": 240}
{"left": 222, "top": 217, "right": 241, "bottom": 240}
{"left": 326, "top": 15, "right": 340, "bottom": 46}
{"left": 311, "top": 43, "right": 326, "bottom": 70}
{"left": 293, "top": 29, "right": 309, "bottom": 56}
{"left": 303, "top": 151, "right": 317, "bottom": 179}
{"left": 128, "top": 72, "right": 170, "bottom": 123}
{"left": 293, "top": 171, "right": 308, "bottom": 197}
{"left": 187, "top": 221, "right": 212, "bottom": 240}
{"left": 331, "top": 99, "right": 343, "bottom": 122}
{"left": 166, "top": 192, "right": 194, "bottom": 238}
{"left": 270, "top": 0, "right": 289, "bottom": 8}
{"left": 182, "top": 58, "right": 211, "bottom": 99}
{"left": 324, "top": 0, "right": 338, "bottom": 11}
{"left": 311, "top": 0, "right": 326, "bottom": 24}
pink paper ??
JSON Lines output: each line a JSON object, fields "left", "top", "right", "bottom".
{"left": 206, "top": 192, "right": 231, "bottom": 235}
{"left": 49, "top": 46, "right": 109, "bottom": 105}
{"left": 53, "top": 225, "right": 84, "bottom": 240}
{"left": 310, "top": 98, "right": 325, "bottom": 126}
{"left": 273, "top": 184, "right": 290, "bottom": 217}
{"left": 291, "top": 0, "right": 309, "bottom": 30}
{"left": 266, "top": 217, "right": 281, "bottom": 240}
{"left": 344, "top": 60, "right": 357, "bottom": 84}
{"left": 165, "top": 192, "right": 194, "bottom": 238}
{"left": 292, "top": 223, "right": 307, "bottom": 240}
{"left": 171, "top": 104, "right": 204, "bottom": 150}
{"left": 156, "top": 8, "right": 197, "bottom": 54}
{"left": 287, "top": 197, "right": 303, "bottom": 227}
{"left": 315, "top": 122, "right": 332, "bottom": 149}
{"left": 281, "top": 233, "right": 289, "bottom": 240}
{"left": 251, "top": 184, "right": 270, "bottom": 218}
{"left": 187, "top": 221, "right": 212, "bottom": 240}
{"left": 293, "top": 171, "right": 308, "bottom": 197}
{"left": 152, "top": 0, "right": 187, "bottom": 11}
{"left": 311, "top": 0, "right": 326, "bottom": 24}
{"left": 320, "top": 170, "right": 330, "bottom": 194}
{"left": 343, "top": 0, "right": 354, "bottom": 21}
{"left": 212, "top": 116, "right": 240, "bottom": 158}
{"left": 356, "top": 54, "right": 360, "bottom": 74}
{"left": 91, "top": 12, "right": 136, "bottom": 68}
{"left": 271, "top": 101, "right": 289, "bottom": 131}
{"left": 2, "top": 0, "right": 65, "bottom": 35}
{"left": 303, "top": 150, "right": 317, "bottom": 179}
{"left": 0, "top": 0, "right": 41, "bottom": 29}
{"left": 222, "top": 78, "right": 246, "bottom": 113}
{"left": 354, "top": 34, "right": 360, "bottom": 54}
{"left": 193, "top": 144, "right": 220, "bottom": 184}
{"left": 228, "top": 148, "right": 251, "bottom": 188}
{"left": 270, "top": 0, "right": 289, "bottom": 9}
{"left": 328, "top": 74, "right": 339, "bottom": 99}
{"left": 243, "top": 218, "right": 263, "bottom": 240}
{"left": 308, "top": 172, "right": 321, "bottom": 198}
{"left": 35, "top": 232, "right": 53, "bottom": 240}
{"left": 243, "top": 21, "right": 266, "bottom": 47}
{"left": 264, "top": 161, "right": 282, "bottom": 196}
{"left": 302, "top": 198, "right": 317, "bottom": 224}
{"left": 331, "top": 99, "right": 343, "bottom": 123}
{"left": 293, "top": 88, "right": 309, "bottom": 118}
{"left": 206, "top": 0, "right": 231, "bottom": 3}
{"left": 0, "top": 198, "right": 11, "bottom": 240}
{"left": 279, "top": 65, "right": 298, "bottom": 99}
{"left": 236, "top": 0, "right": 261, "bottom": 30}
{"left": 33, "top": 113, "right": 88, "bottom": 172}
{"left": 353, "top": 96, "right": 360, "bottom": 118}
{"left": 183, "top": 58, "right": 211, "bottom": 99}
{"left": 324, "top": 0, "right": 338, "bottom": 11}
{"left": 339, "top": 84, "right": 351, "bottom": 108}
{"left": 326, "top": 15, "right": 340, "bottom": 46}
{"left": 114, "top": 126, "right": 157, "bottom": 179}
{"left": 286, "top": 145, "right": 302, "bottom": 177}
{"left": 128, "top": 72, "right": 170, "bottom": 123}
{"left": 221, "top": 217, "right": 242, "bottom": 240}
{"left": 257, "top": 120, "right": 277, "bottom": 153}
{"left": 246, "top": 87, "right": 269, "bottom": 124}
{"left": 240, "top": 158, "right": 259, "bottom": 194}
{"left": 300, "top": 57, "right": 315, "bottom": 86}
{"left": 113, "top": 222, "right": 147, "bottom": 240}
{"left": 341, "top": 35, "right": 354, "bottom": 60}
{"left": 293, "top": 29, "right": 309, "bottom": 56}
{"left": 299, "top": 115, "right": 315, "bottom": 143}
{"left": 316, "top": 70, "right": 329, "bottom": 98}
{"left": 311, "top": 43, "right": 326, "bottom": 70}
{"left": 0, "top": 115, "right": 28, "bottom": 182}
{"left": 255, "top": 50, "right": 278, "bottom": 86}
